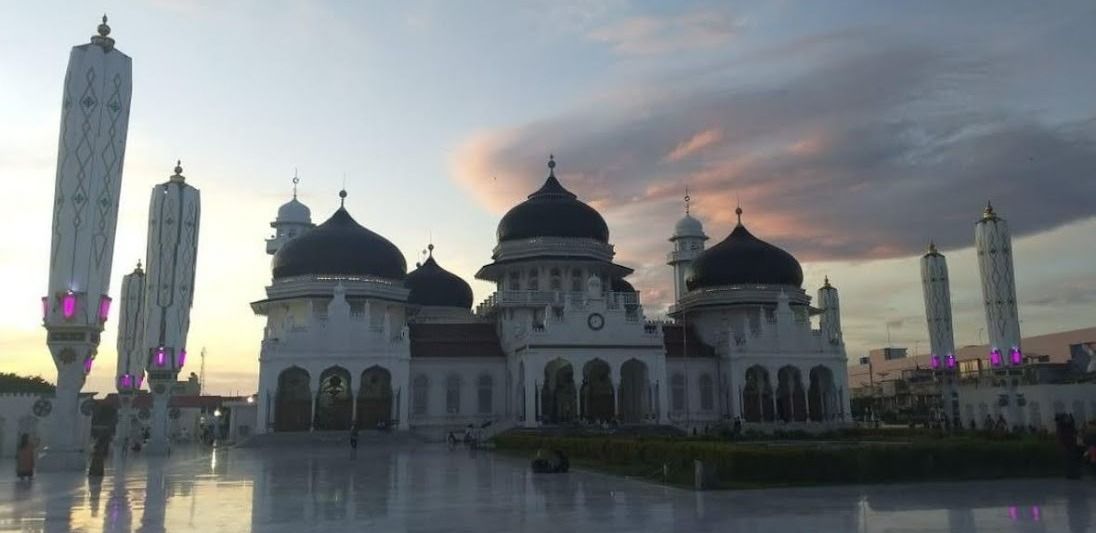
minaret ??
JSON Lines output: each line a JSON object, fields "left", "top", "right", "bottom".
{"left": 142, "top": 161, "right": 201, "bottom": 454}
{"left": 667, "top": 189, "right": 708, "bottom": 302}
{"left": 920, "top": 243, "right": 956, "bottom": 365}
{"left": 817, "top": 277, "right": 842, "bottom": 344}
{"left": 41, "top": 16, "right": 133, "bottom": 469}
{"left": 265, "top": 171, "right": 314, "bottom": 255}
{"left": 113, "top": 261, "right": 145, "bottom": 450}
{"left": 974, "top": 202, "right": 1022, "bottom": 366}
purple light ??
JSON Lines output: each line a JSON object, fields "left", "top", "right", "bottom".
{"left": 120, "top": 374, "right": 133, "bottom": 389}
{"left": 930, "top": 355, "right": 941, "bottom": 369}
{"left": 41, "top": 297, "right": 47, "bottom": 320}
{"left": 83, "top": 356, "right": 93, "bottom": 374}
{"left": 945, "top": 353, "right": 957, "bottom": 369}
{"left": 1008, "top": 506, "right": 1018, "bottom": 521}
{"left": 62, "top": 292, "right": 77, "bottom": 319}
{"left": 1010, "top": 347, "right": 1023, "bottom": 365}
{"left": 156, "top": 347, "right": 166, "bottom": 367}
{"left": 1032, "top": 506, "right": 1041, "bottom": 521}
{"left": 98, "top": 296, "right": 111, "bottom": 322}
{"left": 990, "top": 348, "right": 1003, "bottom": 367}
{"left": 177, "top": 349, "right": 187, "bottom": 367}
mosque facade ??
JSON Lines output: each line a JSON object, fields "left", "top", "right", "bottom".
{"left": 251, "top": 157, "right": 850, "bottom": 436}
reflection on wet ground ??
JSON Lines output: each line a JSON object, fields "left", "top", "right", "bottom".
{"left": 1, "top": 443, "right": 1095, "bottom": 532}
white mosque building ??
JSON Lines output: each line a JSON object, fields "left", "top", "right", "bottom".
{"left": 250, "top": 157, "right": 849, "bottom": 436}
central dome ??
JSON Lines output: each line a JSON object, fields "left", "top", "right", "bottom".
{"left": 496, "top": 156, "right": 609, "bottom": 243}
{"left": 405, "top": 250, "right": 474, "bottom": 309}
{"left": 686, "top": 218, "right": 803, "bottom": 291}
{"left": 272, "top": 205, "right": 406, "bottom": 280}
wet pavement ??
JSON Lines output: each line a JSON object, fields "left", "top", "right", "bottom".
{"left": 1, "top": 443, "right": 1095, "bottom": 532}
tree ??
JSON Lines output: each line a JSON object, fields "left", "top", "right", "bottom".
{"left": 0, "top": 372, "right": 56, "bottom": 394}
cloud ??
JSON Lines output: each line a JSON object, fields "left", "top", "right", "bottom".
{"left": 451, "top": 41, "right": 1096, "bottom": 264}
{"left": 588, "top": 9, "right": 739, "bottom": 56}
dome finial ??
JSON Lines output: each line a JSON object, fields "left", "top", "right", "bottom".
{"left": 427, "top": 243, "right": 435, "bottom": 257}
{"left": 547, "top": 154, "right": 556, "bottom": 177}
{"left": 735, "top": 205, "right": 743, "bottom": 226}
{"left": 91, "top": 14, "right": 115, "bottom": 50}
{"left": 928, "top": 241, "right": 938, "bottom": 254}
{"left": 135, "top": 259, "right": 143, "bottom": 272}
{"left": 292, "top": 168, "right": 300, "bottom": 199}
{"left": 983, "top": 201, "right": 996, "bottom": 219}
{"left": 823, "top": 275, "right": 831, "bottom": 288}
{"left": 170, "top": 160, "right": 185, "bottom": 182}
{"left": 684, "top": 185, "right": 691, "bottom": 215}
{"left": 338, "top": 188, "right": 347, "bottom": 207}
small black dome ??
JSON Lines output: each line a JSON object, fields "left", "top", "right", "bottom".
{"left": 686, "top": 223, "right": 803, "bottom": 290}
{"left": 496, "top": 158, "right": 609, "bottom": 243}
{"left": 405, "top": 255, "right": 474, "bottom": 309}
{"left": 273, "top": 207, "right": 406, "bottom": 280}
{"left": 610, "top": 277, "right": 636, "bottom": 293}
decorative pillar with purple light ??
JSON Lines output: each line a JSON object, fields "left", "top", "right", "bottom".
{"left": 40, "top": 16, "right": 133, "bottom": 470}
{"left": 141, "top": 161, "right": 201, "bottom": 455}
{"left": 920, "top": 242, "right": 960, "bottom": 426}
{"left": 113, "top": 261, "right": 146, "bottom": 452}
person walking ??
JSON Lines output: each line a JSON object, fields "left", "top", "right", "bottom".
{"left": 88, "top": 434, "right": 110, "bottom": 477}
{"left": 16, "top": 434, "right": 35, "bottom": 481}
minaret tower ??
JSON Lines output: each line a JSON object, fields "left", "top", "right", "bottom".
{"left": 41, "top": 16, "right": 133, "bottom": 469}
{"left": 920, "top": 243, "right": 956, "bottom": 365}
{"left": 142, "top": 161, "right": 201, "bottom": 455}
{"left": 974, "top": 202, "right": 1022, "bottom": 366}
{"left": 113, "top": 260, "right": 145, "bottom": 450}
{"left": 266, "top": 171, "right": 314, "bottom": 255}
{"left": 817, "top": 277, "right": 842, "bottom": 344}
{"left": 667, "top": 189, "right": 708, "bottom": 302}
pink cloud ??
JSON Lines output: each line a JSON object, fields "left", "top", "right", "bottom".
{"left": 588, "top": 9, "right": 739, "bottom": 56}
{"left": 665, "top": 128, "right": 723, "bottom": 162}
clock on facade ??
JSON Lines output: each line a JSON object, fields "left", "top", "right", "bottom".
{"left": 587, "top": 313, "right": 605, "bottom": 331}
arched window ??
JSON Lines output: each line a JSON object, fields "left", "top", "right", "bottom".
{"left": 412, "top": 375, "right": 429, "bottom": 415}
{"left": 527, "top": 269, "right": 539, "bottom": 291}
{"left": 671, "top": 373, "right": 686, "bottom": 412}
{"left": 477, "top": 374, "right": 493, "bottom": 414}
{"left": 446, "top": 374, "right": 462, "bottom": 414}
{"left": 508, "top": 271, "right": 520, "bottom": 291}
{"left": 549, "top": 268, "right": 562, "bottom": 291}
{"left": 699, "top": 374, "right": 714, "bottom": 411}
{"left": 571, "top": 269, "right": 584, "bottom": 292}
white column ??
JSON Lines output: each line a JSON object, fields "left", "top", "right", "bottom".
{"left": 523, "top": 359, "right": 538, "bottom": 428}
{"left": 656, "top": 357, "right": 669, "bottom": 424}
{"left": 309, "top": 371, "right": 321, "bottom": 431}
{"left": 146, "top": 384, "right": 171, "bottom": 454}
{"left": 610, "top": 364, "right": 622, "bottom": 420}
{"left": 396, "top": 362, "right": 410, "bottom": 431}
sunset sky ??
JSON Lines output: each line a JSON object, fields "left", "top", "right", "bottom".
{"left": 2, "top": 1, "right": 1094, "bottom": 396}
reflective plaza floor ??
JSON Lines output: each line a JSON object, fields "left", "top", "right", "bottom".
{"left": 2, "top": 443, "right": 1096, "bottom": 532}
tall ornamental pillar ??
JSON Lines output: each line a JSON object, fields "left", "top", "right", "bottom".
{"left": 142, "top": 162, "right": 201, "bottom": 455}
{"left": 41, "top": 16, "right": 133, "bottom": 470}
{"left": 113, "top": 261, "right": 145, "bottom": 452}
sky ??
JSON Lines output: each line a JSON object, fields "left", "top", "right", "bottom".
{"left": 1, "top": 1, "right": 1094, "bottom": 396}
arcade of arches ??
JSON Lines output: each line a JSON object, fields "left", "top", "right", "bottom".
{"left": 539, "top": 358, "right": 652, "bottom": 424}
{"left": 273, "top": 366, "right": 395, "bottom": 431}
{"left": 741, "top": 365, "right": 838, "bottom": 423}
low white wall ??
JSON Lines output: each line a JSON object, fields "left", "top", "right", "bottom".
{"left": 0, "top": 393, "right": 94, "bottom": 457}
{"left": 958, "top": 383, "right": 1096, "bottom": 431}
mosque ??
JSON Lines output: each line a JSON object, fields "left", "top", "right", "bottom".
{"left": 250, "top": 157, "right": 850, "bottom": 436}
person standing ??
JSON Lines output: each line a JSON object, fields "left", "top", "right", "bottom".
{"left": 349, "top": 425, "right": 359, "bottom": 450}
{"left": 16, "top": 434, "right": 35, "bottom": 481}
{"left": 88, "top": 434, "right": 110, "bottom": 477}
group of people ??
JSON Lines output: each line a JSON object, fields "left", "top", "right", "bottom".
{"left": 13, "top": 431, "right": 127, "bottom": 482}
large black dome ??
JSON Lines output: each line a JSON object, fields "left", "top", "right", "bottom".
{"left": 272, "top": 207, "right": 407, "bottom": 280}
{"left": 496, "top": 157, "right": 609, "bottom": 243}
{"left": 686, "top": 222, "right": 803, "bottom": 290}
{"left": 405, "top": 253, "right": 474, "bottom": 309}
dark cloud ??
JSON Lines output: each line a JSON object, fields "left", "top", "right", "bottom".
{"left": 453, "top": 39, "right": 1096, "bottom": 264}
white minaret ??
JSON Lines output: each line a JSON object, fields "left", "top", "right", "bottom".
{"left": 920, "top": 243, "right": 956, "bottom": 362}
{"left": 817, "top": 277, "right": 842, "bottom": 344}
{"left": 113, "top": 261, "right": 145, "bottom": 449}
{"left": 41, "top": 16, "right": 132, "bottom": 469}
{"left": 667, "top": 191, "right": 707, "bottom": 302}
{"left": 142, "top": 161, "right": 201, "bottom": 455}
{"left": 265, "top": 172, "right": 314, "bottom": 255}
{"left": 974, "top": 202, "right": 1022, "bottom": 365}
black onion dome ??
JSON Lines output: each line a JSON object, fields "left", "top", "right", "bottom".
{"left": 405, "top": 254, "right": 474, "bottom": 309}
{"left": 496, "top": 157, "right": 609, "bottom": 243}
{"left": 272, "top": 207, "right": 407, "bottom": 280}
{"left": 610, "top": 277, "right": 636, "bottom": 293}
{"left": 686, "top": 223, "right": 803, "bottom": 290}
